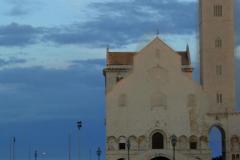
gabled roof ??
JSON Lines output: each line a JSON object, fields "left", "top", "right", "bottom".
{"left": 106, "top": 37, "right": 191, "bottom": 66}
{"left": 107, "top": 51, "right": 191, "bottom": 66}
{"left": 107, "top": 52, "right": 135, "bottom": 65}
{"left": 177, "top": 51, "right": 191, "bottom": 65}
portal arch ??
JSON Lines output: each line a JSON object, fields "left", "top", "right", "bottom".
{"left": 150, "top": 130, "right": 166, "bottom": 149}
{"left": 209, "top": 124, "right": 226, "bottom": 160}
{"left": 151, "top": 157, "right": 170, "bottom": 160}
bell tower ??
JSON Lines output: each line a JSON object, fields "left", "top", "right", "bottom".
{"left": 199, "top": 0, "right": 236, "bottom": 112}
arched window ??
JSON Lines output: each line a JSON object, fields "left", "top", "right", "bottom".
{"left": 231, "top": 136, "right": 240, "bottom": 152}
{"left": 138, "top": 136, "right": 147, "bottom": 150}
{"left": 118, "top": 158, "right": 125, "bottom": 160}
{"left": 217, "top": 92, "right": 223, "bottom": 104}
{"left": 107, "top": 136, "right": 117, "bottom": 151}
{"left": 200, "top": 136, "right": 208, "bottom": 149}
{"left": 214, "top": 5, "right": 223, "bottom": 17}
{"left": 129, "top": 136, "right": 137, "bottom": 150}
{"left": 215, "top": 38, "right": 222, "bottom": 48}
{"left": 119, "top": 136, "right": 126, "bottom": 150}
{"left": 179, "top": 135, "right": 188, "bottom": 150}
{"left": 189, "top": 135, "right": 198, "bottom": 150}
{"left": 152, "top": 132, "right": 164, "bottom": 149}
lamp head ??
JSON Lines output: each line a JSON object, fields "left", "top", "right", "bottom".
{"left": 171, "top": 134, "right": 177, "bottom": 147}
{"left": 77, "top": 121, "right": 82, "bottom": 130}
{"left": 96, "top": 147, "right": 102, "bottom": 156}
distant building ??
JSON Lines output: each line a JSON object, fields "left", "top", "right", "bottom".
{"left": 103, "top": 0, "right": 240, "bottom": 160}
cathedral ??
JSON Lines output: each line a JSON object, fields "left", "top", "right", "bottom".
{"left": 103, "top": 0, "right": 240, "bottom": 160}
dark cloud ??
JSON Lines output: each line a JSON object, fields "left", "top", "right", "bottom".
{"left": 29, "top": 0, "right": 240, "bottom": 48}
{"left": 0, "top": 59, "right": 105, "bottom": 123}
{"left": 45, "top": 0, "right": 197, "bottom": 48}
{"left": 0, "top": 23, "right": 44, "bottom": 46}
{"left": 5, "top": 0, "right": 42, "bottom": 16}
{"left": 0, "top": 0, "right": 239, "bottom": 48}
{"left": 7, "top": 6, "right": 29, "bottom": 16}
{"left": 0, "top": 57, "right": 26, "bottom": 67}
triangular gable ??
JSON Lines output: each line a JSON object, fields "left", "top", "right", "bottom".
{"left": 133, "top": 36, "right": 182, "bottom": 74}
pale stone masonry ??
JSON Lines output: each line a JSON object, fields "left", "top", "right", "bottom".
{"left": 103, "top": 0, "right": 240, "bottom": 160}
{"left": 199, "top": 0, "right": 236, "bottom": 113}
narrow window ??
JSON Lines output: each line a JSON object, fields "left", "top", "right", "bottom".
{"left": 232, "top": 154, "right": 236, "bottom": 160}
{"left": 190, "top": 142, "right": 197, "bottom": 149}
{"left": 119, "top": 143, "right": 126, "bottom": 150}
{"left": 214, "top": 5, "right": 223, "bottom": 17}
{"left": 190, "top": 136, "right": 198, "bottom": 150}
{"left": 219, "top": 5, "right": 223, "bottom": 16}
{"left": 215, "top": 38, "right": 222, "bottom": 48}
{"left": 152, "top": 132, "right": 164, "bottom": 149}
{"left": 119, "top": 137, "right": 126, "bottom": 150}
{"left": 214, "top": 5, "right": 217, "bottom": 16}
{"left": 217, "top": 93, "right": 223, "bottom": 104}
{"left": 237, "top": 154, "right": 239, "bottom": 160}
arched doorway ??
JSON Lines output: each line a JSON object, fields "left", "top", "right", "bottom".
{"left": 209, "top": 125, "right": 226, "bottom": 160}
{"left": 151, "top": 156, "right": 170, "bottom": 160}
{"left": 152, "top": 132, "right": 164, "bottom": 149}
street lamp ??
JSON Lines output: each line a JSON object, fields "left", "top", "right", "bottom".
{"left": 76, "top": 121, "right": 82, "bottom": 160}
{"left": 127, "top": 139, "right": 131, "bottom": 160}
{"left": 96, "top": 147, "right": 101, "bottom": 160}
{"left": 77, "top": 121, "right": 82, "bottom": 130}
{"left": 12, "top": 137, "right": 16, "bottom": 160}
{"left": 170, "top": 135, "right": 177, "bottom": 160}
{"left": 34, "top": 150, "right": 38, "bottom": 160}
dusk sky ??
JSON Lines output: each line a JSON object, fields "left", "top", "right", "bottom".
{"left": 0, "top": 0, "right": 239, "bottom": 160}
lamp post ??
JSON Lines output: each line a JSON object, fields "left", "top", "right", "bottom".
{"left": 170, "top": 135, "right": 177, "bottom": 160}
{"left": 68, "top": 133, "right": 72, "bottom": 160}
{"left": 34, "top": 150, "right": 38, "bottom": 160}
{"left": 76, "top": 121, "right": 82, "bottom": 160}
{"left": 127, "top": 139, "right": 130, "bottom": 160}
{"left": 12, "top": 137, "right": 16, "bottom": 160}
{"left": 96, "top": 147, "right": 101, "bottom": 160}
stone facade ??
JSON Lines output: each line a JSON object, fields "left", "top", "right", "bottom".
{"left": 103, "top": 0, "right": 240, "bottom": 160}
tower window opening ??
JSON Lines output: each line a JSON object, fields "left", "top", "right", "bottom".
{"left": 214, "top": 5, "right": 223, "bottom": 17}
{"left": 217, "top": 93, "right": 223, "bottom": 104}
{"left": 232, "top": 154, "right": 240, "bottom": 160}
{"left": 215, "top": 39, "right": 222, "bottom": 48}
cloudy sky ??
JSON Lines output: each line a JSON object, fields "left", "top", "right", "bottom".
{"left": 0, "top": 0, "right": 239, "bottom": 160}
